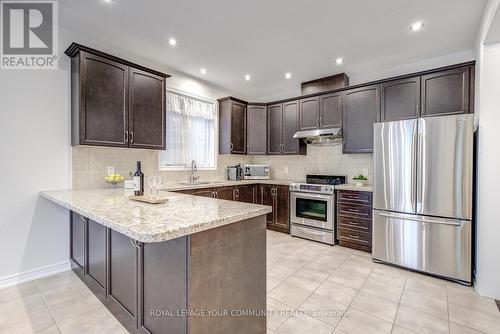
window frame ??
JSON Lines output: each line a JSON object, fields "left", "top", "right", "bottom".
{"left": 158, "top": 88, "right": 218, "bottom": 171}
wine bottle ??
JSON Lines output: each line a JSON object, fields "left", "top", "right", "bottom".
{"left": 134, "top": 161, "right": 144, "bottom": 196}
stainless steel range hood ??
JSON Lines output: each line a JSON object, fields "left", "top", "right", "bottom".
{"left": 293, "top": 128, "right": 342, "bottom": 145}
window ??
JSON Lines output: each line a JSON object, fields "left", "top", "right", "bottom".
{"left": 159, "top": 90, "right": 217, "bottom": 170}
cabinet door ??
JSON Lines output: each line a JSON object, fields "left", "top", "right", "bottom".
{"left": 71, "top": 212, "right": 86, "bottom": 269}
{"left": 215, "top": 186, "right": 235, "bottom": 200}
{"left": 259, "top": 185, "right": 275, "bottom": 225}
{"left": 299, "top": 97, "right": 320, "bottom": 131}
{"left": 235, "top": 185, "right": 255, "bottom": 203}
{"left": 128, "top": 68, "right": 165, "bottom": 149}
{"left": 231, "top": 101, "right": 247, "bottom": 154}
{"left": 109, "top": 231, "right": 138, "bottom": 324}
{"left": 267, "top": 104, "right": 283, "bottom": 155}
{"left": 421, "top": 66, "right": 470, "bottom": 116}
{"left": 381, "top": 77, "right": 420, "bottom": 122}
{"left": 80, "top": 52, "right": 128, "bottom": 147}
{"left": 189, "top": 188, "right": 215, "bottom": 198}
{"left": 247, "top": 105, "right": 267, "bottom": 155}
{"left": 87, "top": 219, "right": 106, "bottom": 290}
{"left": 282, "top": 101, "right": 300, "bottom": 154}
{"left": 343, "top": 85, "right": 380, "bottom": 153}
{"left": 319, "top": 93, "right": 342, "bottom": 128}
{"left": 275, "top": 185, "right": 290, "bottom": 232}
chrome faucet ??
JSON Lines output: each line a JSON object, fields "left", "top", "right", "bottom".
{"left": 190, "top": 160, "right": 199, "bottom": 184}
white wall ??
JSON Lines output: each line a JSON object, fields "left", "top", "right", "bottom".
{"left": 473, "top": 0, "right": 500, "bottom": 300}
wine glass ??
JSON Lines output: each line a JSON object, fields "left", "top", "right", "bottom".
{"left": 147, "top": 175, "right": 155, "bottom": 200}
{"left": 154, "top": 174, "right": 164, "bottom": 200}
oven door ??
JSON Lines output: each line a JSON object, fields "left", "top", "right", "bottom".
{"left": 290, "top": 192, "right": 334, "bottom": 230}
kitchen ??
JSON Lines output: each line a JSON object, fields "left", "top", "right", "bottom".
{"left": 1, "top": 1, "right": 500, "bottom": 334}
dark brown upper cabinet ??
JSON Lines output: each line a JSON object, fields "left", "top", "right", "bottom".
{"left": 219, "top": 97, "right": 247, "bottom": 154}
{"left": 421, "top": 66, "right": 470, "bottom": 117}
{"left": 342, "top": 84, "right": 380, "bottom": 153}
{"left": 381, "top": 77, "right": 420, "bottom": 122}
{"left": 298, "top": 97, "right": 320, "bottom": 131}
{"left": 65, "top": 43, "right": 169, "bottom": 150}
{"left": 268, "top": 101, "right": 306, "bottom": 155}
{"left": 128, "top": 68, "right": 166, "bottom": 149}
{"left": 247, "top": 104, "right": 267, "bottom": 155}
{"left": 319, "top": 92, "right": 343, "bottom": 128}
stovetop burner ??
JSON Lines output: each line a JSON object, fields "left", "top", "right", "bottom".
{"left": 305, "top": 174, "right": 346, "bottom": 186}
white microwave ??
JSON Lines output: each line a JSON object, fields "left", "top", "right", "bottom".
{"left": 243, "top": 165, "right": 270, "bottom": 180}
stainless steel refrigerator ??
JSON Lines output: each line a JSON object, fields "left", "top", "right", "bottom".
{"left": 372, "top": 114, "right": 473, "bottom": 284}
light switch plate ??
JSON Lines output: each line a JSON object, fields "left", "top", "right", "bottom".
{"left": 107, "top": 166, "right": 115, "bottom": 176}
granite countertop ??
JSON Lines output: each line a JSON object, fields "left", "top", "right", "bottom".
{"left": 334, "top": 183, "right": 373, "bottom": 192}
{"left": 40, "top": 189, "right": 272, "bottom": 243}
{"left": 158, "top": 179, "right": 300, "bottom": 192}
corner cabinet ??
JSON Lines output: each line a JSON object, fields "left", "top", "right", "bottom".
{"left": 219, "top": 97, "right": 247, "bottom": 154}
{"left": 267, "top": 101, "right": 306, "bottom": 155}
{"left": 342, "top": 84, "right": 380, "bottom": 153}
{"left": 65, "top": 43, "right": 169, "bottom": 150}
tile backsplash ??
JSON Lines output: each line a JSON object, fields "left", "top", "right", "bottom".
{"left": 72, "top": 143, "right": 372, "bottom": 189}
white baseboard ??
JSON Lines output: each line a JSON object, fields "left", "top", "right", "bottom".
{"left": 0, "top": 261, "right": 71, "bottom": 289}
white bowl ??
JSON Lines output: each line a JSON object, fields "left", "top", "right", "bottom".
{"left": 353, "top": 180, "right": 366, "bottom": 186}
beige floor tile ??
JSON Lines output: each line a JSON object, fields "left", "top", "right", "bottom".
{"left": 447, "top": 286, "right": 500, "bottom": 317}
{"left": 369, "top": 266, "right": 408, "bottom": 288}
{"left": 267, "top": 277, "right": 282, "bottom": 292}
{"left": 267, "top": 262, "right": 300, "bottom": 281}
{"left": 315, "top": 280, "right": 358, "bottom": 306}
{"left": 449, "top": 302, "right": 500, "bottom": 333}
{"left": 302, "top": 260, "right": 338, "bottom": 277}
{"left": 400, "top": 289, "right": 448, "bottom": 320}
{"left": 327, "top": 267, "right": 367, "bottom": 289}
{"left": 360, "top": 277, "right": 403, "bottom": 303}
{"left": 350, "top": 291, "right": 399, "bottom": 322}
{"left": 338, "top": 259, "right": 373, "bottom": 277}
{"left": 312, "top": 252, "right": 349, "bottom": 271}
{"left": 450, "top": 322, "right": 488, "bottom": 333}
{"left": 395, "top": 304, "right": 449, "bottom": 334}
{"left": 333, "top": 329, "right": 349, "bottom": 334}
{"left": 56, "top": 304, "right": 127, "bottom": 334}
{"left": 0, "top": 282, "right": 39, "bottom": 305}
{"left": 391, "top": 325, "right": 416, "bottom": 334}
{"left": 0, "top": 294, "right": 58, "bottom": 334}
{"left": 285, "top": 267, "right": 329, "bottom": 292}
{"left": 35, "top": 271, "right": 81, "bottom": 293}
{"left": 267, "top": 297, "right": 294, "bottom": 331}
{"left": 268, "top": 281, "right": 311, "bottom": 308}
{"left": 404, "top": 276, "right": 447, "bottom": 302}
{"left": 299, "top": 293, "right": 348, "bottom": 327}
{"left": 408, "top": 271, "right": 447, "bottom": 286}
{"left": 277, "top": 314, "right": 334, "bottom": 334}
{"left": 337, "top": 308, "right": 392, "bottom": 334}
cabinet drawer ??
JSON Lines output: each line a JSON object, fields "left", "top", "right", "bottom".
{"left": 337, "top": 203, "right": 372, "bottom": 220}
{"left": 338, "top": 228, "right": 371, "bottom": 245}
{"left": 338, "top": 215, "right": 372, "bottom": 233}
{"left": 337, "top": 190, "right": 372, "bottom": 205}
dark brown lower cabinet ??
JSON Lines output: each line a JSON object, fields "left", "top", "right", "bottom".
{"left": 69, "top": 211, "right": 266, "bottom": 334}
{"left": 189, "top": 188, "right": 215, "bottom": 198}
{"left": 336, "top": 190, "right": 373, "bottom": 252}
{"left": 234, "top": 185, "right": 256, "bottom": 203}
{"left": 258, "top": 184, "right": 289, "bottom": 233}
{"left": 215, "top": 186, "right": 235, "bottom": 200}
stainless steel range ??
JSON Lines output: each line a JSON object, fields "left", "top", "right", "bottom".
{"left": 290, "top": 175, "right": 346, "bottom": 245}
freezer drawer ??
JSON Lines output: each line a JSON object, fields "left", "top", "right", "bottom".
{"left": 372, "top": 210, "right": 471, "bottom": 283}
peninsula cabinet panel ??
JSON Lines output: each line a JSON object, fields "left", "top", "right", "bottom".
{"left": 299, "top": 97, "right": 320, "bottom": 131}
{"left": 108, "top": 230, "right": 138, "bottom": 329}
{"left": 381, "top": 77, "right": 420, "bottom": 122}
{"left": 66, "top": 43, "right": 168, "bottom": 150}
{"left": 87, "top": 219, "right": 107, "bottom": 293}
{"left": 342, "top": 84, "right": 380, "bottom": 153}
{"left": 79, "top": 52, "right": 129, "bottom": 147}
{"left": 70, "top": 212, "right": 86, "bottom": 270}
{"left": 128, "top": 68, "right": 166, "bottom": 149}
{"left": 219, "top": 98, "right": 247, "bottom": 154}
{"left": 421, "top": 66, "right": 470, "bottom": 116}
{"left": 267, "top": 104, "right": 283, "bottom": 154}
{"left": 247, "top": 105, "right": 267, "bottom": 155}
{"left": 319, "top": 92, "right": 343, "bottom": 129}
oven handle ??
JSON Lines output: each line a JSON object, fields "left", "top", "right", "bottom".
{"left": 290, "top": 191, "right": 333, "bottom": 201}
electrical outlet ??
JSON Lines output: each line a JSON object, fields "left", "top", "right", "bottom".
{"left": 107, "top": 166, "right": 115, "bottom": 176}
{"left": 284, "top": 166, "right": 289, "bottom": 174}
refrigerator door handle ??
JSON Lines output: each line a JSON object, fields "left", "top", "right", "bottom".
{"left": 377, "top": 211, "right": 461, "bottom": 226}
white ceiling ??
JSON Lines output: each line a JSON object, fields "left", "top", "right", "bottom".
{"left": 60, "top": 0, "right": 486, "bottom": 101}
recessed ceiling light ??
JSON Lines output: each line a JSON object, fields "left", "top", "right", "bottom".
{"left": 285, "top": 72, "right": 292, "bottom": 79}
{"left": 200, "top": 68, "right": 207, "bottom": 75}
{"left": 335, "top": 57, "right": 344, "bottom": 65}
{"left": 168, "top": 38, "right": 177, "bottom": 46}
{"left": 409, "top": 21, "right": 424, "bottom": 31}
{"left": 245, "top": 74, "right": 251, "bottom": 81}
{"left": 103, "top": 0, "right": 116, "bottom": 3}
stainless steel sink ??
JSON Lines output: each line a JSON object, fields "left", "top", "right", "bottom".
{"left": 178, "top": 181, "right": 225, "bottom": 186}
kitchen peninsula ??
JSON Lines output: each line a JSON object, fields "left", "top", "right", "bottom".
{"left": 40, "top": 189, "right": 271, "bottom": 334}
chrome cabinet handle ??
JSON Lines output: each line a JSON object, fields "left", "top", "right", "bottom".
{"left": 347, "top": 221, "right": 359, "bottom": 225}
{"left": 348, "top": 234, "right": 359, "bottom": 239}
{"left": 129, "top": 239, "right": 141, "bottom": 248}
{"left": 79, "top": 215, "right": 87, "bottom": 223}
{"left": 416, "top": 104, "right": 420, "bottom": 116}
{"left": 236, "top": 188, "right": 240, "bottom": 198}
{"left": 230, "top": 143, "right": 234, "bottom": 152}
{"left": 125, "top": 131, "right": 129, "bottom": 143}
{"left": 319, "top": 116, "right": 322, "bottom": 126}
{"left": 348, "top": 208, "right": 360, "bottom": 212}
{"left": 130, "top": 131, "right": 134, "bottom": 144}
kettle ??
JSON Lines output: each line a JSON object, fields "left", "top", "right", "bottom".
{"left": 227, "top": 164, "right": 243, "bottom": 181}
